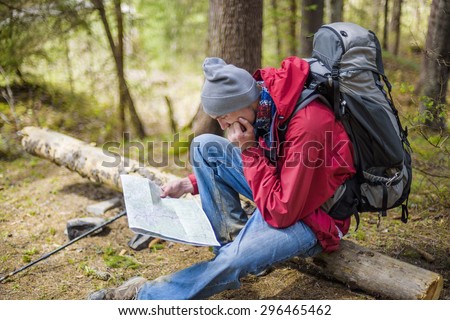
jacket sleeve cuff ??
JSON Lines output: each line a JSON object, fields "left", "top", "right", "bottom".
{"left": 188, "top": 173, "right": 199, "bottom": 195}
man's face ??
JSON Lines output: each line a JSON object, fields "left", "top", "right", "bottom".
{"left": 214, "top": 100, "right": 258, "bottom": 130}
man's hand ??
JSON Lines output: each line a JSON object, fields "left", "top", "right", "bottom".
{"left": 160, "top": 177, "right": 194, "bottom": 198}
{"left": 227, "top": 117, "right": 257, "bottom": 151}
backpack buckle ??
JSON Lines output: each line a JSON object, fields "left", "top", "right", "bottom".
{"left": 327, "top": 75, "right": 333, "bottom": 87}
{"left": 331, "top": 66, "right": 339, "bottom": 80}
{"left": 340, "top": 100, "right": 347, "bottom": 115}
{"left": 386, "top": 172, "right": 400, "bottom": 187}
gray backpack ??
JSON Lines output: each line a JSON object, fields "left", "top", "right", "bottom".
{"left": 281, "top": 22, "right": 412, "bottom": 226}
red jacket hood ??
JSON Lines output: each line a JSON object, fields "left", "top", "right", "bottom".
{"left": 253, "top": 56, "right": 310, "bottom": 121}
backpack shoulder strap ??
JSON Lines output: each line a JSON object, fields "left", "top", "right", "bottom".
{"left": 277, "top": 90, "right": 331, "bottom": 142}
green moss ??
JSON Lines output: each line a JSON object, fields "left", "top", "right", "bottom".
{"left": 150, "top": 244, "right": 164, "bottom": 252}
{"left": 102, "top": 247, "right": 140, "bottom": 270}
{"left": 79, "top": 264, "right": 98, "bottom": 277}
{"left": 22, "top": 247, "right": 39, "bottom": 263}
{"left": 48, "top": 227, "right": 56, "bottom": 236}
{"left": 24, "top": 247, "right": 39, "bottom": 256}
{"left": 355, "top": 229, "right": 366, "bottom": 241}
{"left": 402, "top": 248, "right": 421, "bottom": 259}
{"left": 0, "top": 213, "right": 11, "bottom": 223}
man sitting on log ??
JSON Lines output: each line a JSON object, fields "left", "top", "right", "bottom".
{"left": 88, "top": 56, "right": 355, "bottom": 300}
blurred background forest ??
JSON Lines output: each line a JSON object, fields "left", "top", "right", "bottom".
{"left": 1, "top": 0, "right": 449, "bottom": 204}
{"left": 0, "top": 0, "right": 449, "bottom": 300}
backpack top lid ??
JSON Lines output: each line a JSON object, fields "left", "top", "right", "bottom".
{"left": 312, "top": 22, "right": 384, "bottom": 75}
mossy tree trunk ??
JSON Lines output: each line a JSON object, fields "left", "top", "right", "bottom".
{"left": 418, "top": 0, "right": 449, "bottom": 131}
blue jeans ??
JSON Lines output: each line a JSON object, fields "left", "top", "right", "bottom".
{"left": 137, "top": 134, "right": 322, "bottom": 300}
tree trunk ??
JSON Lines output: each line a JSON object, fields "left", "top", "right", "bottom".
{"left": 92, "top": 0, "right": 146, "bottom": 138}
{"left": 164, "top": 95, "right": 178, "bottom": 133}
{"left": 419, "top": 0, "right": 450, "bottom": 131}
{"left": 20, "top": 126, "right": 177, "bottom": 191}
{"left": 312, "top": 240, "right": 443, "bottom": 299}
{"left": 371, "top": 0, "right": 382, "bottom": 35}
{"left": 192, "top": 106, "right": 222, "bottom": 137}
{"left": 114, "top": 0, "right": 146, "bottom": 138}
{"left": 64, "top": 36, "right": 75, "bottom": 95}
{"left": 271, "top": 0, "right": 282, "bottom": 60}
{"left": 113, "top": 0, "right": 126, "bottom": 136}
{"left": 20, "top": 127, "right": 445, "bottom": 300}
{"left": 192, "top": 0, "right": 263, "bottom": 137}
{"left": 300, "top": 0, "right": 324, "bottom": 57}
{"left": 123, "top": 83, "right": 146, "bottom": 138}
{"left": 329, "top": 0, "right": 343, "bottom": 22}
{"left": 288, "top": 0, "right": 298, "bottom": 56}
{"left": 415, "top": 0, "right": 438, "bottom": 94}
{"left": 208, "top": 0, "right": 262, "bottom": 73}
{"left": 382, "top": 0, "right": 389, "bottom": 50}
{"left": 389, "top": 0, "right": 402, "bottom": 55}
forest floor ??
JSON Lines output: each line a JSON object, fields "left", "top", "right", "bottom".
{"left": 0, "top": 154, "right": 449, "bottom": 300}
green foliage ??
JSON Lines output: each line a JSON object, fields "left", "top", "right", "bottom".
{"left": 0, "top": 80, "right": 114, "bottom": 159}
{"left": 263, "top": 0, "right": 299, "bottom": 66}
{"left": 48, "top": 227, "right": 56, "bottom": 236}
{"left": 406, "top": 125, "right": 450, "bottom": 209}
{"left": 0, "top": 254, "right": 10, "bottom": 263}
{"left": 344, "top": 0, "right": 430, "bottom": 52}
{"left": 305, "top": 4, "right": 318, "bottom": 11}
{"left": 377, "top": 52, "right": 450, "bottom": 212}
{"left": 78, "top": 262, "right": 111, "bottom": 281}
{"left": 399, "top": 82, "right": 415, "bottom": 95}
{"left": 150, "top": 244, "right": 164, "bottom": 252}
{"left": 24, "top": 247, "right": 39, "bottom": 255}
{"left": 134, "top": 0, "right": 208, "bottom": 71}
{"left": 355, "top": 229, "right": 366, "bottom": 241}
{"left": 103, "top": 246, "right": 140, "bottom": 270}
{"left": 22, "top": 247, "right": 39, "bottom": 263}
{"left": 0, "top": 0, "right": 92, "bottom": 78}
{"left": 417, "top": 96, "right": 448, "bottom": 127}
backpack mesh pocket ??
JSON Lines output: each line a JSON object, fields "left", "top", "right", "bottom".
{"left": 360, "top": 166, "right": 409, "bottom": 210}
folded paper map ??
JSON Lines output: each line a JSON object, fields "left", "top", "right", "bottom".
{"left": 120, "top": 175, "right": 219, "bottom": 247}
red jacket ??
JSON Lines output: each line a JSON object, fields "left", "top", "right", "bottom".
{"left": 190, "top": 57, "right": 356, "bottom": 252}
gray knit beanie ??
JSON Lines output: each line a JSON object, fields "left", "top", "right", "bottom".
{"left": 201, "top": 57, "right": 260, "bottom": 117}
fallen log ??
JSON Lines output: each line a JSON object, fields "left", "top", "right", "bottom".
{"left": 20, "top": 126, "right": 444, "bottom": 300}
{"left": 312, "top": 240, "right": 443, "bottom": 299}
{"left": 20, "top": 126, "right": 177, "bottom": 191}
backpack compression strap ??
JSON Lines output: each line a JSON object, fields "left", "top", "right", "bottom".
{"left": 331, "top": 66, "right": 342, "bottom": 120}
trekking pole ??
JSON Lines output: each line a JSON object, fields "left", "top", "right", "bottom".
{"left": 0, "top": 210, "right": 127, "bottom": 283}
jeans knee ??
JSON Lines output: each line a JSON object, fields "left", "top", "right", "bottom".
{"left": 192, "top": 134, "right": 218, "bottom": 146}
{"left": 191, "top": 134, "right": 234, "bottom": 165}
{"left": 214, "top": 244, "right": 237, "bottom": 265}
